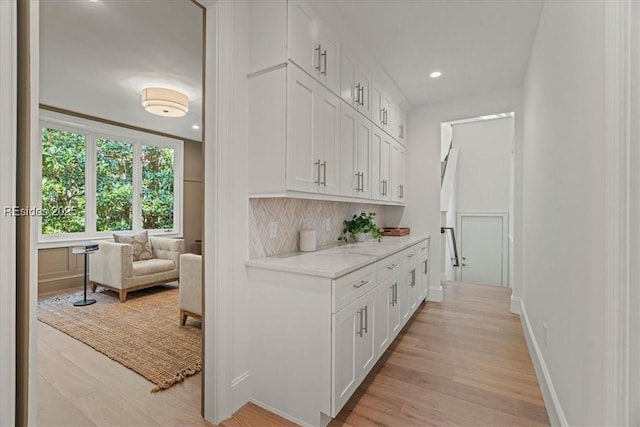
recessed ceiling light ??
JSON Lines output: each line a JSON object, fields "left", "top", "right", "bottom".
{"left": 430, "top": 71, "right": 442, "bottom": 78}
{"left": 88, "top": 0, "right": 99, "bottom": 2}
{"left": 192, "top": 125, "right": 200, "bottom": 130}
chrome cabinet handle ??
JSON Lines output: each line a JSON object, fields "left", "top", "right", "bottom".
{"left": 321, "top": 161, "right": 327, "bottom": 186}
{"left": 389, "top": 285, "right": 395, "bottom": 306}
{"left": 386, "top": 263, "right": 398, "bottom": 270}
{"left": 355, "top": 83, "right": 361, "bottom": 105}
{"left": 410, "top": 270, "right": 416, "bottom": 287}
{"left": 382, "top": 179, "right": 387, "bottom": 196}
{"left": 357, "top": 309, "right": 363, "bottom": 337}
{"left": 407, "top": 253, "right": 415, "bottom": 258}
{"left": 321, "top": 49, "right": 327, "bottom": 75}
{"left": 424, "top": 259, "right": 428, "bottom": 274}
{"left": 315, "top": 45, "right": 322, "bottom": 71}
{"left": 353, "top": 280, "right": 369, "bottom": 289}
{"left": 380, "top": 108, "right": 384, "bottom": 125}
{"left": 314, "top": 159, "right": 321, "bottom": 185}
{"left": 359, "top": 85, "right": 364, "bottom": 106}
{"left": 393, "top": 283, "right": 398, "bottom": 305}
{"left": 363, "top": 305, "right": 368, "bottom": 334}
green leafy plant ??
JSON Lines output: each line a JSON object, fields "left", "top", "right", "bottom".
{"left": 340, "top": 212, "right": 384, "bottom": 242}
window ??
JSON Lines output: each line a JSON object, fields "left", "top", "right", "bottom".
{"left": 38, "top": 111, "right": 183, "bottom": 246}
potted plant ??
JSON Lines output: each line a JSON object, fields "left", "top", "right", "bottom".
{"left": 340, "top": 212, "right": 384, "bottom": 243}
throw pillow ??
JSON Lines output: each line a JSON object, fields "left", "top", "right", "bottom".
{"left": 113, "top": 230, "right": 153, "bottom": 261}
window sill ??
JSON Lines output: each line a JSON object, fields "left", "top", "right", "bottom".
{"left": 38, "top": 232, "right": 183, "bottom": 249}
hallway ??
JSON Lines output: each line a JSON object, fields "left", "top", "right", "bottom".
{"left": 329, "top": 281, "right": 549, "bottom": 426}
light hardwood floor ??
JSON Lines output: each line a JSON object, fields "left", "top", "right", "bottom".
{"left": 38, "top": 281, "right": 549, "bottom": 426}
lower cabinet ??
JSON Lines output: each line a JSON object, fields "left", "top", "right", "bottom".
{"left": 248, "top": 237, "right": 430, "bottom": 427}
{"left": 331, "top": 289, "right": 375, "bottom": 415}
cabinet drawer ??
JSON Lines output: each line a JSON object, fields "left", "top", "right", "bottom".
{"left": 377, "top": 252, "right": 402, "bottom": 282}
{"left": 402, "top": 244, "right": 419, "bottom": 267}
{"left": 332, "top": 264, "right": 377, "bottom": 313}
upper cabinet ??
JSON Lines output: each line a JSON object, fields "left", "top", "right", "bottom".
{"left": 288, "top": 0, "right": 340, "bottom": 94}
{"left": 248, "top": 0, "right": 410, "bottom": 205}
{"left": 287, "top": 66, "right": 341, "bottom": 195}
{"left": 341, "top": 47, "right": 372, "bottom": 119}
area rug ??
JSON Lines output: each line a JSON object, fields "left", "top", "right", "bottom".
{"left": 38, "top": 284, "right": 201, "bottom": 392}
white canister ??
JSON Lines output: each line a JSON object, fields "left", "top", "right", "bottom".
{"left": 299, "top": 228, "right": 317, "bottom": 252}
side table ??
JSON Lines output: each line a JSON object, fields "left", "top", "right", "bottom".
{"left": 72, "top": 243, "right": 99, "bottom": 306}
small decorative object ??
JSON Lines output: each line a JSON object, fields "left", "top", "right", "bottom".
{"left": 382, "top": 227, "right": 411, "bottom": 236}
{"left": 299, "top": 228, "right": 317, "bottom": 252}
{"left": 340, "top": 212, "right": 384, "bottom": 243}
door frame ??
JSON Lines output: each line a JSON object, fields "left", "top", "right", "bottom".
{"left": 456, "top": 212, "right": 509, "bottom": 286}
{"left": 19, "top": 0, "right": 235, "bottom": 424}
{"left": 0, "top": 1, "right": 17, "bottom": 425}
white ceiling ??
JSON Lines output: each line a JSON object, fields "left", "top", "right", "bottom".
{"left": 332, "top": 0, "right": 544, "bottom": 106}
{"left": 40, "top": 0, "right": 543, "bottom": 139}
{"left": 40, "top": 0, "right": 203, "bottom": 141}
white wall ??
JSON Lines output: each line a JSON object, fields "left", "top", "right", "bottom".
{"left": 521, "top": 1, "right": 606, "bottom": 424}
{"left": 399, "top": 87, "right": 523, "bottom": 304}
{"left": 452, "top": 117, "right": 513, "bottom": 213}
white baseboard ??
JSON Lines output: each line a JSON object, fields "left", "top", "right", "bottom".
{"left": 520, "top": 301, "right": 568, "bottom": 426}
{"left": 249, "top": 398, "right": 318, "bottom": 427}
{"left": 427, "top": 285, "right": 443, "bottom": 302}
{"left": 510, "top": 295, "right": 522, "bottom": 315}
{"left": 231, "top": 371, "right": 250, "bottom": 414}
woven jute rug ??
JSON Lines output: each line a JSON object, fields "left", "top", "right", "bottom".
{"left": 38, "top": 284, "right": 201, "bottom": 392}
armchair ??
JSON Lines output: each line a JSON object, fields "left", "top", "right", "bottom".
{"left": 179, "top": 253, "right": 202, "bottom": 325}
{"left": 89, "top": 237, "right": 185, "bottom": 302}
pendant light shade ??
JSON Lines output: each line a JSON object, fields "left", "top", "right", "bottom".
{"left": 141, "top": 87, "right": 189, "bottom": 117}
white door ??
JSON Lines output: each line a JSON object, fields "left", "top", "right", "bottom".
{"left": 459, "top": 215, "right": 505, "bottom": 286}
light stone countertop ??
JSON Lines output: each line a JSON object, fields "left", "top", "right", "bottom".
{"left": 246, "top": 234, "right": 430, "bottom": 279}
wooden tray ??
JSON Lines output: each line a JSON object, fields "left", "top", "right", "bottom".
{"left": 382, "top": 227, "right": 410, "bottom": 236}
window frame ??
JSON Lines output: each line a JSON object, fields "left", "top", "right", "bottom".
{"left": 37, "top": 110, "right": 183, "bottom": 248}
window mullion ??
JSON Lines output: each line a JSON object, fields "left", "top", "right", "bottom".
{"left": 86, "top": 134, "right": 97, "bottom": 235}
{"left": 133, "top": 142, "right": 142, "bottom": 231}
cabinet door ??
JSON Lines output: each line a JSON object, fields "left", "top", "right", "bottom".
{"left": 316, "top": 89, "right": 341, "bottom": 195}
{"left": 340, "top": 48, "right": 357, "bottom": 106}
{"left": 355, "top": 116, "right": 371, "bottom": 198}
{"left": 340, "top": 105, "right": 358, "bottom": 197}
{"left": 374, "top": 278, "right": 392, "bottom": 356}
{"left": 391, "top": 141, "right": 403, "bottom": 202}
{"left": 355, "top": 290, "right": 376, "bottom": 380}
{"left": 381, "top": 93, "right": 392, "bottom": 132}
{"left": 371, "top": 83, "right": 384, "bottom": 129}
{"left": 356, "top": 66, "right": 372, "bottom": 119}
{"left": 332, "top": 300, "right": 358, "bottom": 416}
{"left": 316, "top": 26, "right": 340, "bottom": 95}
{"left": 408, "top": 267, "right": 420, "bottom": 314}
{"left": 400, "top": 266, "right": 415, "bottom": 325}
{"left": 398, "top": 109, "right": 407, "bottom": 146}
{"left": 390, "top": 102, "right": 400, "bottom": 141}
{"left": 288, "top": 0, "right": 316, "bottom": 77}
{"left": 287, "top": 66, "right": 319, "bottom": 193}
{"left": 419, "top": 241, "right": 429, "bottom": 300}
{"left": 389, "top": 275, "right": 402, "bottom": 339}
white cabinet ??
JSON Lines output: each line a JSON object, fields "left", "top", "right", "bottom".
{"left": 391, "top": 140, "right": 407, "bottom": 202}
{"left": 398, "top": 109, "right": 407, "bottom": 146}
{"left": 340, "top": 104, "right": 371, "bottom": 198}
{"left": 341, "top": 47, "right": 372, "bottom": 119}
{"left": 418, "top": 240, "right": 430, "bottom": 300}
{"left": 331, "top": 273, "right": 375, "bottom": 416}
{"left": 371, "top": 81, "right": 391, "bottom": 132}
{"left": 371, "top": 127, "right": 392, "bottom": 201}
{"left": 288, "top": 0, "right": 340, "bottom": 94}
{"left": 248, "top": 237, "right": 429, "bottom": 427}
{"left": 286, "top": 65, "right": 341, "bottom": 195}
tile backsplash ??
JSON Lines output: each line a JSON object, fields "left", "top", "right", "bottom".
{"left": 249, "top": 198, "right": 385, "bottom": 258}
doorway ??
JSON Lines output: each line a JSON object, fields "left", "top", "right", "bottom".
{"left": 440, "top": 112, "right": 515, "bottom": 287}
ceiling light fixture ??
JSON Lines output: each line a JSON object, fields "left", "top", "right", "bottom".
{"left": 192, "top": 124, "right": 200, "bottom": 130}
{"left": 430, "top": 71, "right": 442, "bottom": 78}
{"left": 141, "top": 87, "right": 189, "bottom": 117}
